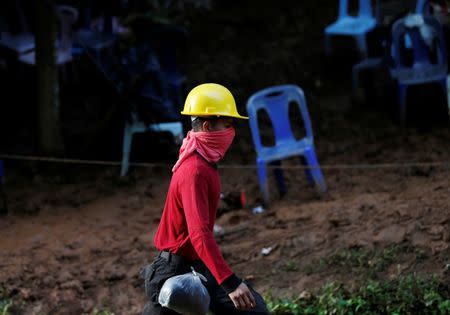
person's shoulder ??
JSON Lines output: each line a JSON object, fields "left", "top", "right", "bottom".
{"left": 176, "top": 154, "right": 216, "bottom": 178}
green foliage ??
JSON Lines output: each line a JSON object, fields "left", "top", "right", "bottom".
{"left": 0, "top": 288, "right": 14, "bottom": 315}
{"left": 90, "top": 309, "right": 115, "bottom": 315}
{"left": 284, "top": 261, "right": 299, "bottom": 272}
{"left": 267, "top": 275, "right": 450, "bottom": 315}
{"left": 0, "top": 299, "right": 13, "bottom": 315}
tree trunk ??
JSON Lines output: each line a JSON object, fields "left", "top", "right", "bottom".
{"left": 35, "top": 0, "right": 64, "bottom": 155}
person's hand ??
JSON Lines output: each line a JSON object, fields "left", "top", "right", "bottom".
{"left": 228, "top": 282, "right": 256, "bottom": 310}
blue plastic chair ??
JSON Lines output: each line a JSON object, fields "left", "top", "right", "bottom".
{"left": 351, "top": 0, "right": 432, "bottom": 101}
{"left": 390, "top": 15, "right": 447, "bottom": 124}
{"left": 416, "top": 0, "right": 430, "bottom": 15}
{"left": 325, "top": 0, "right": 378, "bottom": 58}
{"left": 246, "top": 85, "right": 327, "bottom": 203}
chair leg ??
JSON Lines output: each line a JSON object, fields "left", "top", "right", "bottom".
{"left": 303, "top": 148, "right": 327, "bottom": 193}
{"left": 441, "top": 78, "right": 449, "bottom": 112}
{"left": 270, "top": 160, "right": 287, "bottom": 198}
{"left": 300, "top": 156, "right": 314, "bottom": 184}
{"left": 352, "top": 58, "right": 383, "bottom": 99}
{"left": 121, "top": 122, "right": 134, "bottom": 177}
{"left": 398, "top": 84, "right": 408, "bottom": 126}
{"left": 356, "top": 34, "right": 368, "bottom": 59}
{"left": 325, "top": 34, "right": 332, "bottom": 57}
{"left": 257, "top": 159, "right": 269, "bottom": 204}
{"left": 352, "top": 63, "right": 362, "bottom": 95}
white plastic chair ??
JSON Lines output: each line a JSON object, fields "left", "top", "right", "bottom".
{"left": 120, "top": 112, "right": 184, "bottom": 176}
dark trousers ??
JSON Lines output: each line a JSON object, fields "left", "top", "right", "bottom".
{"left": 141, "top": 252, "right": 269, "bottom": 315}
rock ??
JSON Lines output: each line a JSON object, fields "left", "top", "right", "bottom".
{"left": 100, "top": 263, "right": 127, "bottom": 281}
{"left": 374, "top": 225, "right": 406, "bottom": 244}
{"left": 27, "top": 302, "right": 47, "bottom": 315}
{"left": 58, "top": 270, "right": 73, "bottom": 284}
{"left": 57, "top": 293, "right": 83, "bottom": 315}
{"left": 42, "top": 275, "right": 54, "bottom": 286}
{"left": 30, "top": 234, "right": 45, "bottom": 249}
{"left": 59, "top": 289, "right": 77, "bottom": 302}
{"left": 299, "top": 290, "right": 312, "bottom": 300}
{"left": 428, "top": 226, "right": 444, "bottom": 241}
{"left": 359, "top": 204, "right": 375, "bottom": 212}
{"left": 431, "top": 242, "right": 449, "bottom": 255}
{"left": 411, "top": 231, "right": 429, "bottom": 247}
{"left": 60, "top": 280, "right": 83, "bottom": 293}
{"left": 19, "top": 288, "right": 32, "bottom": 300}
{"left": 443, "top": 230, "right": 450, "bottom": 242}
{"left": 56, "top": 248, "right": 80, "bottom": 261}
{"left": 33, "top": 265, "right": 47, "bottom": 277}
{"left": 81, "top": 299, "right": 95, "bottom": 313}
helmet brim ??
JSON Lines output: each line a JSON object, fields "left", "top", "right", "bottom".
{"left": 180, "top": 112, "right": 249, "bottom": 120}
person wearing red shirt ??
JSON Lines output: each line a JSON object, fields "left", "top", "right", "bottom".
{"left": 141, "top": 84, "right": 269, "bottom": 315}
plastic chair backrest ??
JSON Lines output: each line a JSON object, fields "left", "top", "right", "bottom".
{"left": 339, "top": 0, "right": 374, "bottom": 19}
{"left": 247, "top": 85, "right": 314, "bottom": 154}
{"left": 392, "top": 16, "right": 446, "bottom": 67}
{"left": 415, "top": 0, "right": 429, "bottom": 15}
{"left": 359, "top": 0, "right": 374, "bottom": 17}
{"left": 339, "top": 0, "right": 349, "bottom": 18}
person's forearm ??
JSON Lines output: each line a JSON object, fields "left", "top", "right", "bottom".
{"left": 189, "top": 229, "right": 240, "bottom": 289}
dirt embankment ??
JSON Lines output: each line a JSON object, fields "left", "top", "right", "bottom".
{"left": 1, "top": 118, "right": 450, "bottom": 314}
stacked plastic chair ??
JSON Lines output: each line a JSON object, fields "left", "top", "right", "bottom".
{"left": 351, "top": 0, "right": 435, "bottom": 111}
{"left": 390, "top": 15, "right": 447, "bottom": 124}
{"left": 246, "top": 85, "right": 327, "bottom": 204}
{"left": 325, "top": 0, "right": 378, "bottom": 58}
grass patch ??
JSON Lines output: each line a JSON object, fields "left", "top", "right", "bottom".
{"left": 90, "top": 309, "right": 116, "bottom": 315}
{"left": 284, "top": 261, "right": 299, "bottom": 272}
{"left": 304, "top": 243, "right": 426, "bottom": 278}
{"left": 267, "top": 275, "right": 450, "bottom": 315}
{"left": 0, "top": 288, "right": 22, "bottom": 315}
{"left": 0, "top": 299, "right": 13, "bottom": 315}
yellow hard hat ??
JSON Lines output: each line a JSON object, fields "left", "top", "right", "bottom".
{"left": 181, "top": 83, "right": 248, "bottom": 119}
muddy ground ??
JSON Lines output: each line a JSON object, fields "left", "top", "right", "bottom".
{"left": 2, "top": 0, "right": 450, "bottom": 314}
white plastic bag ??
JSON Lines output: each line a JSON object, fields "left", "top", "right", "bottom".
{"left": 158, "top": 268, "right": 210, "bottom": 315}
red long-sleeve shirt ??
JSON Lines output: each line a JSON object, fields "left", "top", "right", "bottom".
{"left": 154, "top": 153, "right": 239, "bottom": 289}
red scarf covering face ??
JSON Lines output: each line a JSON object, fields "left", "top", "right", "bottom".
{"left": 172, "top": 127, "right": 236, "bottom": 172}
